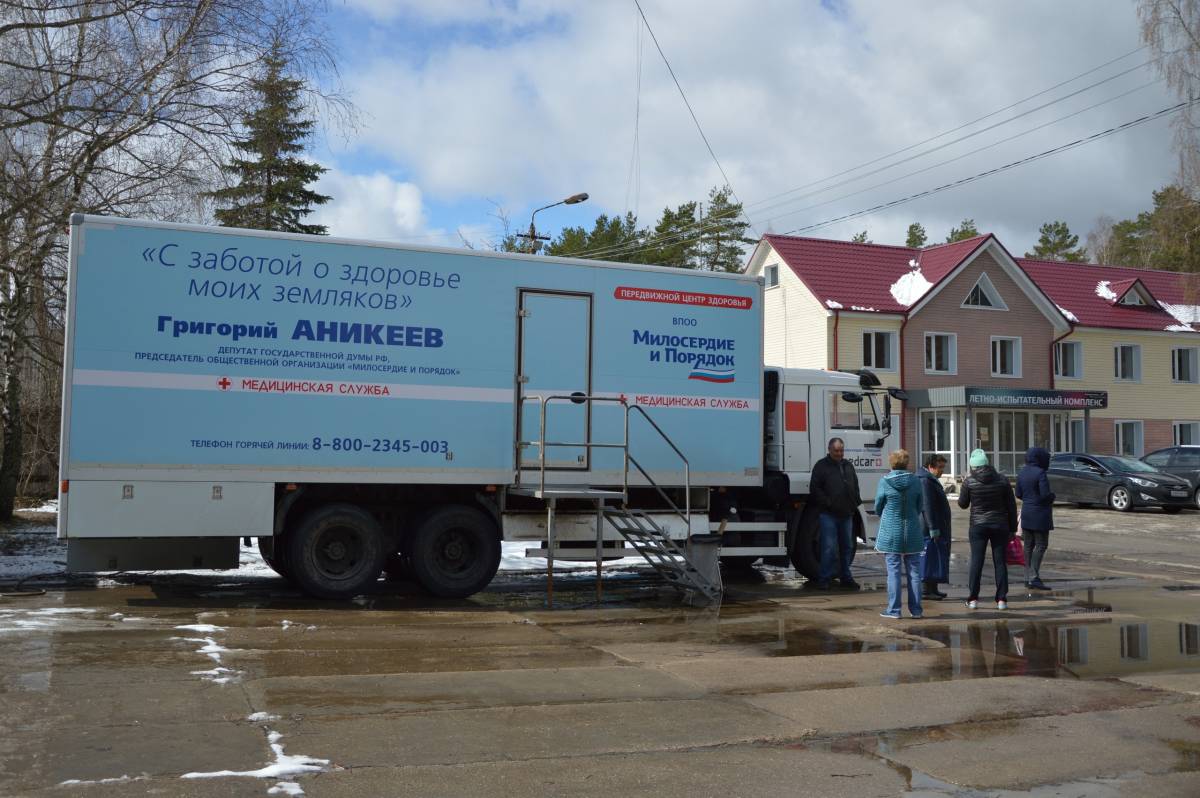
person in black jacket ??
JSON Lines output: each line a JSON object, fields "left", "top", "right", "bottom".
{"left": 958, "top": 448, "right": 1018, "bottom": 610}
{"left": 1016, "top": 446, "right": 1055, "bottom": 590}
{"left": 917, "top": 454, "right": 952, "bottom": 600}
{"left": 808, "top": 437, "right": 862, "bottom": 590}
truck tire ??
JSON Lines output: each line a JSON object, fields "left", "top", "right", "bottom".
{"left": 409, "top": 505, "right": 501, "bottom": 598}
{"left": 256, "top": 536, "right": 292, "bottom": 581}
{"left": 788, "top": 506, "right": 859, "bottom": 581}
{"left": 285, "top": 504, "right": 387, "bottom": 599}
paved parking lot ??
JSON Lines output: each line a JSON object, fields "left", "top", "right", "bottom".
{"left": 1, "top": 503, "right": 1199, "bottom": 797}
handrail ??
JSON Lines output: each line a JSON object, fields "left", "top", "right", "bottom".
{"left": 516, "top": 392, "right": 693, "bottom": 537}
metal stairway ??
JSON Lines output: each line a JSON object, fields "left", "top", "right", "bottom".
{"left": 514, "top": 393, "right": 722, "bottom": 604}
{"left": 602, "top": 507, "right": 722, "bottom": 604}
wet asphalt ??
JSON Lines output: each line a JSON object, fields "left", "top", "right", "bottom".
{"left": 2, "top": 504, "right": 1200, "bottom": 796}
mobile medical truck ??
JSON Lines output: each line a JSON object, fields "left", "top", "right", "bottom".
{"left": 59, "top": 215, "right": 896, "bottom": 600}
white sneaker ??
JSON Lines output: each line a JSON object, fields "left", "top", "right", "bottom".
{"left": 997, "top": 600, "right": 1008, "bottom": 610}
{"left": 966, "top": 600, "right": 978, "bottom": 609}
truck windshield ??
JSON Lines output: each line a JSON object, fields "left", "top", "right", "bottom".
{"left": 862, "top": 395, "right": 881, "bottom": 430}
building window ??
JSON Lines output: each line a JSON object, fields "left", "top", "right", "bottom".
{"left": 921, "top": 410, "right": 953, "bottom": 471}
{"left": 862, "top": 330, "right": 896, "bottom": 371}
{"left": 1119, "top": 291, "right": 1146, "bottom": 306}
{"left": 1058, "top": 627, "right": 1088, "bottom": 665}
{"left": 1175, "top": 421, "right": 1200, "bottom": 446}
{"left": 1172, "top": 347, "right": 1198, "bottom": 383}
{"left": 1054, "top": 341, "right": 1082, "bottom": 379}
{"left": 924, "top": 332, "right": 956, "bottom": 374}
{"left": 765, "top": 264, "right": 779, "bottom": 287}
{"left": 1115, "top": 420, "right": 1144, "bottom": 458}
{"left": 961, "top": 273, "right": 1008, "bottom": 310}
{"left": 1181, "top": 624, "right": 1200, "bottom": 657}
{"left": 991, "top": 336, "right": 1022, "bottom": 378}
{"left": 1119, "top": 623, "right": 1149, "bottom": 661}
{"left": 1114, "top": 344, "right": 1141, "bottom": 382}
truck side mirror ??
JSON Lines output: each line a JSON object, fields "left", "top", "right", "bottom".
{"left": 882, "top": 394, "right": 892, "bottom": 437}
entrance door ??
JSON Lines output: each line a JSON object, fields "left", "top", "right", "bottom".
{"left": 518, "top": 291, "right": 592, "bottom": 469}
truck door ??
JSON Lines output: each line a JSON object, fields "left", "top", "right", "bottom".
{"left": 782, "top": 384, "right": 811, "bottom": 473}
{"left": 517, "top": 291, "right": 593, "bottom": 470}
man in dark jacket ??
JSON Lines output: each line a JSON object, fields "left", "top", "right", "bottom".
{"left": 958, "top": 448, "right": 1018, "bottom": 610}
{"left": 809, "top": 437, "right": 862, "bottom": 590}
{"left": 917, "top": 454, "right": 952, "bottom": 600}
{"left": 1016, "top": 446, "right": 1055, "bottom": 590}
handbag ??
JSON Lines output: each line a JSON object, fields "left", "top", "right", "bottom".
{"left": 922, "top": 535, "right": 948, "bottom": 582}
{"left": 1005, "top": 536, "right": 1026, "bottom": 566}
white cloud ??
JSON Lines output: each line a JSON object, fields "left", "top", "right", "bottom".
{"left": 334, "top": 0, "right": 1177, "bottom": 256}
{"left": 310, "top": 168, "right": 430, "bottom": 241}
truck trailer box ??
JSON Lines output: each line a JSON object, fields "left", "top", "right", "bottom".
{"left": 60, "top": 216, "right": 763, "bottom": 545}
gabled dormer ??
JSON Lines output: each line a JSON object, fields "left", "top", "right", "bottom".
{"left": 1097, "top": 278, "right": 1160, "bottom": 309}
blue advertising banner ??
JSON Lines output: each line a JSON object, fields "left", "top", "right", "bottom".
{"left": 65, "top": 218, "right": 762, "bottom": 483}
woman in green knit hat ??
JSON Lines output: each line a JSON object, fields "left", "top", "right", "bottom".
{"left": 957, "top": 448, "right": 1019, "bottom": 610}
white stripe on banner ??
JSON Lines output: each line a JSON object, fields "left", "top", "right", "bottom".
{"left": 72, "top": 370, "right": 759, "bottom": 411}
{"left": 73, "top": 369, "right": 512, "bottom": 403}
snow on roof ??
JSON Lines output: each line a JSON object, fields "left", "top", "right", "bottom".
{"left": 889, "top": 266, "right": 933, "bottom": 307}
{"left": 825, "top": 299, "right": 843, "bottom": 309}
{"left": 1056, "top": 305, "right": 1079, "bottom": 323}
{"left": 1095, "top": 280, "right": 1116, "bottom": 301}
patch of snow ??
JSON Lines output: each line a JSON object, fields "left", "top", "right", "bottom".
{"left": 280, "top": 620, "right": 317, "bottom": 631}
{"left": 181, "top": 729, "right": 329, "bottom": 781}
{"left": 28, "top": 607, "right": 93, "bottom": 615}
{"left": 889, "top": 268, "right": 932, "bottom": 307}
{"left": 1056, "top": 304, "right": 1079, "bottom": 323}
{"left": 825, "top": 299, "right": 843, "bottom": 309}
{"left": 22, "top": 499, "right": 58, "bottom": 513}
{"left": 1160, "top": 301, "right": 1200, "bottom": 331}
{"left": 1095, "top": 280, "right": 1116, "bottom": 301}
{"left": 175, "top": 623, "right": 226, "bottom": 633}
{"left": 248, "top": 712, "right": 280, "bottom": 723}
{"left": 59, "top": 775, "right": 145, "bottom": 786}
{"left": 850, "top": 305, "right": 877, "bottom": 312}
{"left": 269, "top": 783, "right": 305, "bottom": 796}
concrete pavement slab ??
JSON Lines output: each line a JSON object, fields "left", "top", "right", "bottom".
{"left": 243, "top": 665, "right": 703, "bottom": 717}
{"left": 295, "top": 746, "right": 908, "bottom": 798}
{"left": 272, "top": 697, "right": 812, "bottom": 768}
{"left": 237, "top": 642, "right": 621, "bottom": 676}
{"left": 880, "top": 700, "right": 1200, "bottom": 790}
{"left": 1120, "top": 671, "right": 1200, "bottom": 695}
{"left": 744, "top": 675, "right": 1183, "bottom": 734}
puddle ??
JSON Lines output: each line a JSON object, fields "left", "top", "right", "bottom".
{"left": 905, "top": 615, "right": 1200, "bottom": 680}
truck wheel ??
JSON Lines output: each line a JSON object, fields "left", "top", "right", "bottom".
{"left": 285, "top": 504, "right": 387, "bottom": 599}
{"left": 256, "top": 536, "right": 292, "bottom": 580}
{"left": 409, "top": 505, "right": 501, "bottom": 598}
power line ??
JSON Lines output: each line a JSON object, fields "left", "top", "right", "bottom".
{"left": 623, "top": 8, "right": 643, "bottom": 219}
{"left": 568, "top": 51, "right": 1159, "bottom": 262}
{"left": 782, "top": 98, "right": 1197, "bottom": 236}
{"left": 632, "top": 0, "right": 757, "bottom": 235}
{"left": 571, "top": 88, "right": 1177, "bottom": 263}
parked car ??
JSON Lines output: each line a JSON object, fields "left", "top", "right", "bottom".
{"left": 1047, "top": 453, "right": 1193, "bottom": 513}
{"left": 1142, "top": 446, "right": 1200, "bottom": 510}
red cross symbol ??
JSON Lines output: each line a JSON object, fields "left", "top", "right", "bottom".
{"left": 217, "top": 377, "right": 231, "bottom": 391}
{"left": 618, "top": 393, "right": 628, "bottom": 405}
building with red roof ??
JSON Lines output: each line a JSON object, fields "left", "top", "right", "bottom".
{"left": 746, "top": 233, "right": 1200, "bottom": 482}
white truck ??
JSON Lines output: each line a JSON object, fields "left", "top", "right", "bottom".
{"left": 59, "top": 215, "right": 898, "bottom": 599}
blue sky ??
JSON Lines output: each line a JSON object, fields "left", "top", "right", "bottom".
{"left": 300, "top": 1, "right": 1177, "bottom": 259}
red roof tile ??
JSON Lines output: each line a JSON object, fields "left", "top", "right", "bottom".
{"left": 762, "top": 233, "right": 991, "bottom": 314}
{"left": 1016, "top": 258, "right": 1200, "bottom": 333}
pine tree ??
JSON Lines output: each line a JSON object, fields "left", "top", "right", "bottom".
{"left": 697, "top": 186, "right": 757, "bottom": 272}
{"left": 905, "top": 222, "right": 927, "bottom": 248}
{"left": 946, "top": 218, "right": 980, "bottom": 243}
{"left": 208, "top": 44, "right": 331, "bottom": 234}
{"left": 850, "top": 230, "right": 870, "bottom": 244}
{"left": 1025, "top": 221, "right": 1086, "bottom": 262}
{"left": 547, "top": 213, "right": 644, "bottom": 261}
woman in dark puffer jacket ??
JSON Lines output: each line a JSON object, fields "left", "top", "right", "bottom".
{"left": 1016, "top": 446, "right": 1055, "bottom": 590}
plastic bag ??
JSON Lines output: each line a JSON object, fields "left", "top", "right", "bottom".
{"left": 1005, "top": 536, "right": 1026, "bottom": 566}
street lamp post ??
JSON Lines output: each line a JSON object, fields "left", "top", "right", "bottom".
{"left": 518, "top": 192, "right": 589, "bottom": 254}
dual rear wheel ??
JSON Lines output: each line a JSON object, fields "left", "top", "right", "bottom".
{"left": 260, "top": 503, "right": 500, "bottom": 600}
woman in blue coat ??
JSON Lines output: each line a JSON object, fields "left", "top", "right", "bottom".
{"left": 874, "top": 449, "right": 927, "bottom": 619}
{"left": 1016, "top": 446, "right": 1055, "bottom": 590}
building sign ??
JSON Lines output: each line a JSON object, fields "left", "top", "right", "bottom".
{"left": 965, "top": 387, "right": 1108, "bottom": 410}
